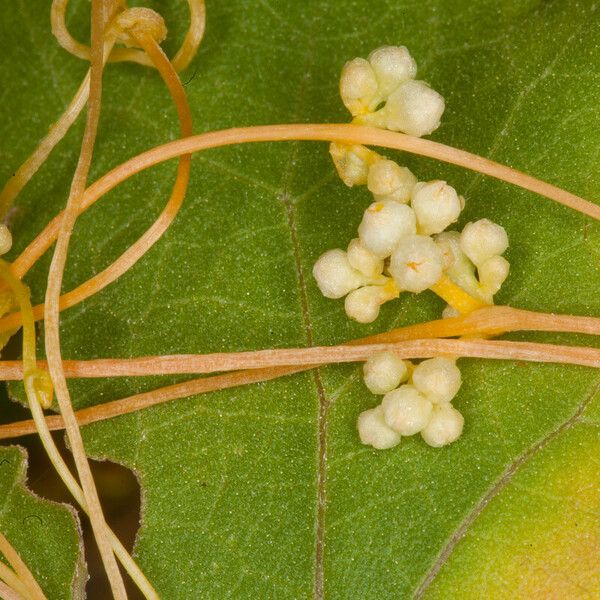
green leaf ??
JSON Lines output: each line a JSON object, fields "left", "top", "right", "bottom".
{"left": 2, "top": 0, "right": 600, "bottom": 597}
{"left": 0, "top": 445, "right": 84, "bottom": 599}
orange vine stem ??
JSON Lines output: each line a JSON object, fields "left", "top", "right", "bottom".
{"left": 1, "top": 304, "right": 599, "bottom": 440}
{"left": 0, "top": 306, "right": 598, "bottom": 379}
{"left": 42, "top": 1, "right": 128, "bottom": 596}
{"left": 2, "top": 123, "right": 595, "bottom": 336}
{"left": 11, "top": 123, "right": 599, "bottom": 279}
{"left": 10, "top": 338, "right": 600, "bottom": 377}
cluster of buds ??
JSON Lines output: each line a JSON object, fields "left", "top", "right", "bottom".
{"left": 312, "top": 165, "right": 509, "bottom": 322}
{"left": 358, "top": 352, "right": 464, "bottom": 449}
{"left": 339, "top": 45, "right": 444, "bottom": 136}
{"left": 314, "top": 46, "right": 510, "bottom": 323}
{"left": 317, "top": 46, "right": 512, "bottom": 451}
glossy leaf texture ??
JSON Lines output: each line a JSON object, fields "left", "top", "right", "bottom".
{"left": 1, "top": 0, "right": 599, "bottom": 598}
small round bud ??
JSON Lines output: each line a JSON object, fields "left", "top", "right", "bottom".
{"left": 357, "top": 406, "right": 401, "bottom": 449}
{"left": 434, "top": 231, "right": 463, "bottom": 270}
{"left": 368, "top": 46, "right": 417, "bottom": 97}
{"left": 460, "top": 219, "right": 509, "bottom": 266}
{"left": 381, "top": 385, "right": 433, "bottom": 436}
{"left": 347, "top": 238, "right": 384, "bottom": 278}
{"left": 389, "top": 234, "right": 443, "bottom": 293}
{"left": 313, "top": 249, "right": 364, "bottom": 299}
{"left": 421, "top": 404, "right": 464, "bottom": 447}
{"left": 116, "top": 8, "right": 167, "bottom": 46}
{"left": 412, "top": 357, "right": 462, "bottom": 403}
{"left": 339, "top": 58, "right": 378, "bottom": 116}
{"left": 411, "top": 180, "right": 462, "bottom": 235}
{"left": 367, "top": 160, "right": 417, "bottom": 204}
{"left": 358, "top": 202, "right": 416, "bottom": 258}
{"left": 363, "top": 352, "right": 408, "bottom": 394}
{"left": 0, "top": 225, "right": 12, "bottom": 255}
{"left": 478, "top": 255, "right": 510, "bottom": 295}
{"left": 345, "top": 283, "right": 397, "bottom": 323}
{"left": 329, "top": 143, "right": 370, "bottom": 187}
{"left": 382, "top": 80, "right": 445, "bottom": 137}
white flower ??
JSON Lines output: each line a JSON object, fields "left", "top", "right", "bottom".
{"left": 363, "top": 352, "right": 409, "bottom": 394}
{"left": 357, "top": 406, "right": 401, "bottom": 449}
{"left": 381, "top": 385, "right": 433, "bottom": 436}
{"left": 412, "top": 357, "right": 462, "bottom": 404}
{"left": 411, "top": 180, "right": 463, "bottom": 235}
{"left": 329, "top": 143, "right": 371, "bottom": 187}
{"left": 344, "top": 281, "right": 398, "bottom": 323}
{"left": 478, "top": 255, "right": 510, "bottom": 295}
{"left": 313, "top": 249, "right": 364, "bottom": 299}
{"left": 339, "top": 57, "right": 379, "bottom": 116}
{"left": 421, "top": 404, "right": 464, "bottom": 447}
{"left": 368, "top": 45, "right": 417, "bottom": 97}
{"left": 358, "top": 201, "right": 416, "bottom": 258}
{"left": 367, "top": 159, "right": 417, "bottom": 204}
{"left": 460, "top": 219, "right": 509, "bottom": 266}
{"left": 347, "top": 238, "right": 384, "bottom": 278}
{"left": 369, "top": 80, "right": 445, "bottom": 137}
{"left": 389, "top": 234, "right": 443, "bottom": 292}
{"left": 0, "top": 225, "right": 12, "bottom": 256}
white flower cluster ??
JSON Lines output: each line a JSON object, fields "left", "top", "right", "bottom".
{"left": 330, "top": 45, "right": 444, "bottom": 189}
{"left": 316, "top": 46, "right": 509, "bottom": 322}
{"left": 313, "top": 161, "right": 509, "bottom": 322}
{"left": 358, "top": 352, "right": 464, "bottom": 449}
{"left": 339, "top": 46, "right": 444, "bottom": 136}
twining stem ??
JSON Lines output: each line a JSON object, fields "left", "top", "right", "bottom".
{"left": 11, "top": 338, "right": 600, "bottom": 376}
{"left": 43, "top": 1, "right": 127, "bottom": 597}
{"left": 0, "top": 306, "right": 598, "bottom": 380}
{"left": 0, "top": 580, "right": 23, "bottom": 600}
{"left": 1, "top": 304, "right": 599, "bottom": 440}
{"left": 9, "top": 122, "right": 599, "bottom": 297}
{"left": 0, "top": 532, "right": 47, "bottom": 600}
{"left": 52, "top": 0, "right": 206, "bottom": 72}
{"left": 0, "top": 34, "right": 119, "bottom": 220}
{"left": 0, "top": 34, "right": 193, "bottom": 340}
{"left": 0, "top": 561, "right": 30, "bottom": 600}
{"left": 0, "top": 263, "right": 157, "bottom": 599}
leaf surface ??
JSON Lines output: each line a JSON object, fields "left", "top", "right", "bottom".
{"left": 0, "top": 444, "right": 84, "bottom": 599}
{"left": 1, "top": 0, "right": 600, "bottom": 597}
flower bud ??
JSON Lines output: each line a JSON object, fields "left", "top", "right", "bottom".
{"left": 381, "top": 385, "right": 433, "bottom": 436}
{"left": 313, "top": 249, "right": 364, "bottom": 299}
{"left": 339, "top": 58, "right": 378, "bottom": 116}
{"left": 368, "top": 45, "right": 417, "bottom": 97}
{"left": 412, "top": 357, "right": 461, "bottom": 404}
{"left": 367, "top": 159, "right": 417, "bottom": 204}
{"left": 381, "top": 80, "right": 445, "bottom": 136}
{"left": 478, "top": 255, "right": 510, "bottom": 295}
{"left": 329, "top": 143, "right": 370, "bottom": 187}
{"left": 0, "top": 225, "right": 12, "bottom": 256}
{"left": 411, "top": 180, "right": 462, "bottom": 235}
{"left": 344, "top": 282, "right": 398, "bottom": 323}
{"left": 460, "top": 219, "right": 509, "bottom": 266}
{"left": 363, "top": 351, "right": 408, "bottom": 394}
{"left": 347, "top": 238, "right": 384, "bottom": 278}
{"left": 358, "top": 201, "right": 416, "bottom": 258}
{"left": 421, "top": 404, "right": 464, "bottom": 447}
{"left": 357, "top": 406, "right": 401, "bottom": 449}
{"left": 389, "top": 234, "right": 443, "bottom": 293}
